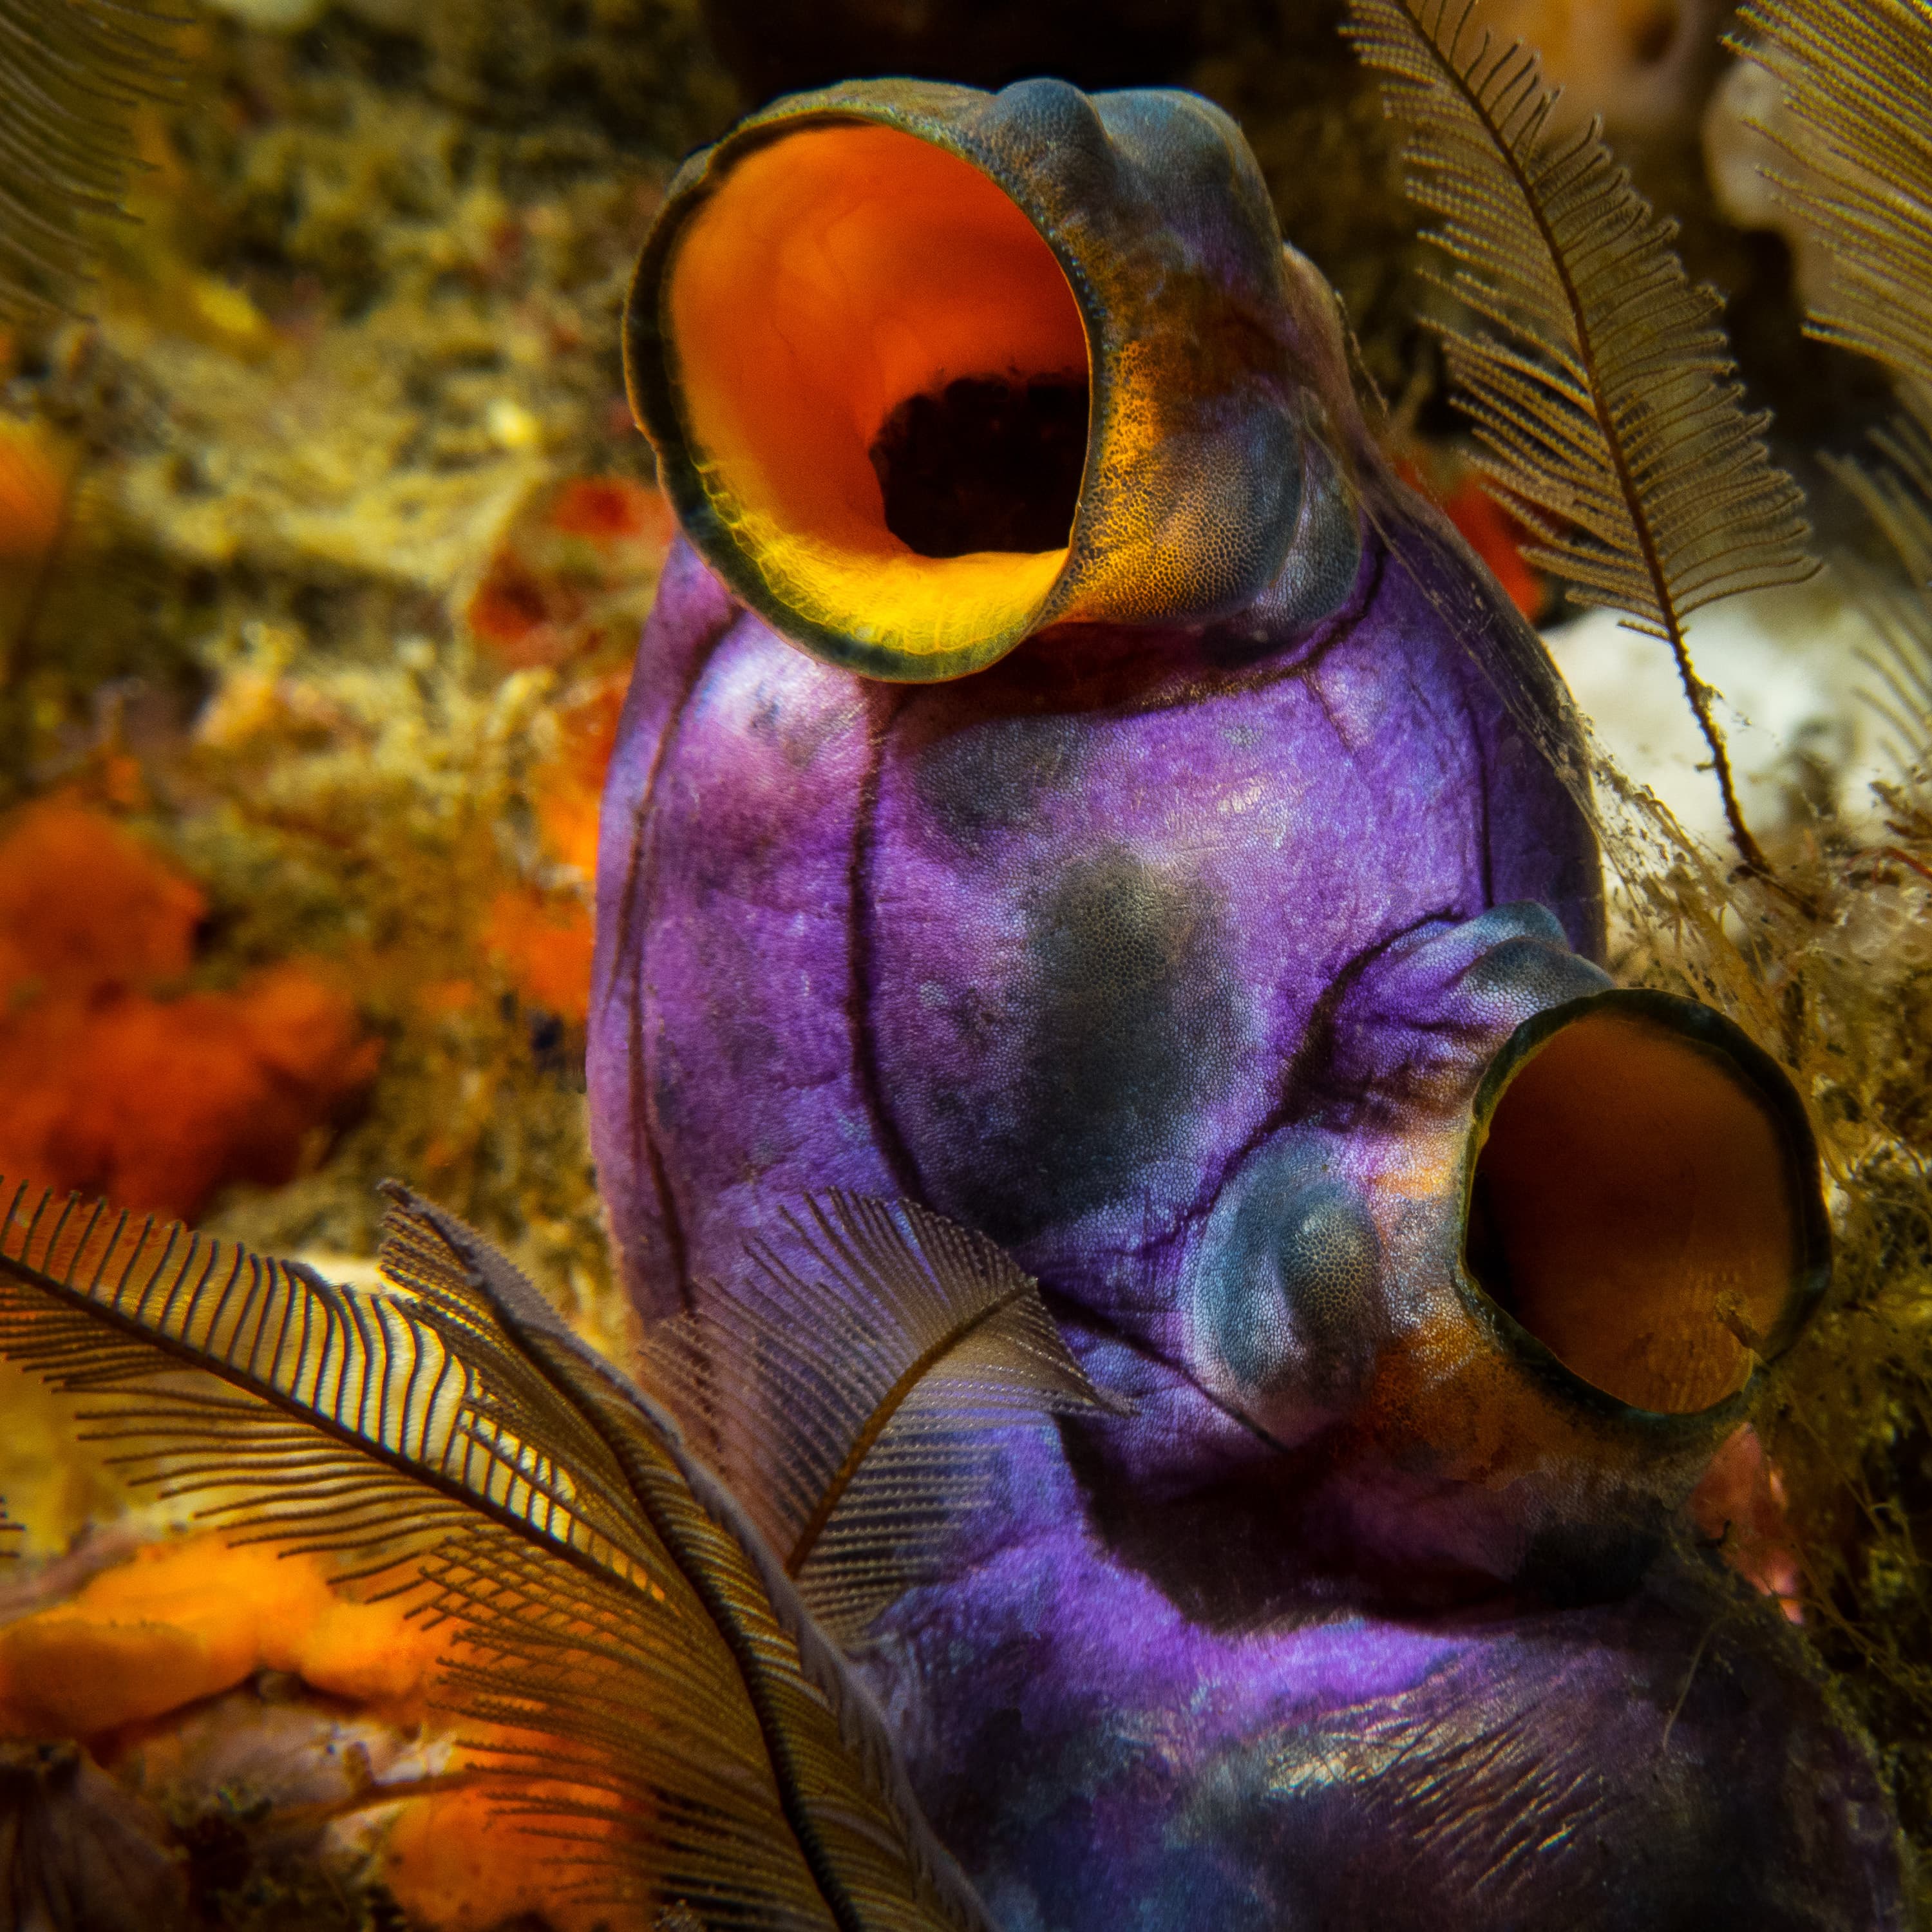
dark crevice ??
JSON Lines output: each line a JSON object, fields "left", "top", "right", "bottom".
{"left": 870, "top": 374, "right": 1088, "bottom": 557}
{"left": 1273, "top": 905, "right": 1464, "bottom": 1124}
{"left": 1462, "top": 1164, "right": 1515, "bottom": 1318}
{"left": 1036, "top": 1281, "right": 1296, "bottom": 1458}
{"left": 614, "top": 619, "right": 734, "bottom": 1319}
{"left": 849, "top": 688, "right": 925, "bottom": 1202}
{"left": 644, "top": 1115, "right": 694, "bottom": 1319}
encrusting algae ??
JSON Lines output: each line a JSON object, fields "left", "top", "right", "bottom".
{"left": 0, "top": 0, "right": 697, "bottom": 1310}
{"left": 0, "top": 17, "right": 692, "bottom": 1904}
{"left": 0, "top": 0, "right": 1926, "bottom": 1927}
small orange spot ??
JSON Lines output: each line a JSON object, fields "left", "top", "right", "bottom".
{"left": 484, "top": 887, "right": 595, "bottom": 1023}
{"left": 465, "top": 478, "right": 672, "bottom": 668}
{"left": 1444, "top": 479, "right": 1543, "bottom": 622}
{"left": 537, "top": 786, "right": 602, "bottom": 882}
{"left": 99, "top": 753, "right": 146, "bottom": 811}
{"left": 535, "top": 678, "right": 626, "bottom": 878}
{"left": 1690, "top": 1425, "right": 1804, "bottom": 1622}
{"left": 465, "top": 555, "right": 560, "bottom": 655}
{"left": 0, "top": 421, "right": 71, "bottom": 562}
{"left": 548, "top": 475, "right": 674, "bottom": 547}
{"left": 417, "top": 977, "right": 478, "bottom": 1018}
{"left": 478, "top": 677, "right": 626, "bottom": 1019}
{"left": 1396, "top": 452, "right": 1545, "bottom": 621}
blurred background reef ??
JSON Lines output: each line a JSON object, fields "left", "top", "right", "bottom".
{"left": 0, "top": 0, "right": 1927, "bottom": 1926}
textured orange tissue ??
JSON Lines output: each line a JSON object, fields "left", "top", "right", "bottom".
{"left": 0, "top": 1539, "right": 440, "bottom": 1741}
{"left": 0, "top": 1535, "right": 626, "bottom": 1932}
{"left": 1690, "top": 1424, "right": 1805, "bottom": 1622}
{"left": 382, "top": 1778, "right": 630, "bottom": 1932}
{"left": 484, "top": 677, "right": 627, "bottom": 1022}
{"left": 0, "top": 800, "right": 381, "bottom": 1220}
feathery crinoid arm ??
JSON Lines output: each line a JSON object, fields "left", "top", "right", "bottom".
{"left": 1836, "top": 388, "right": 1932, "bottom": 781}
{"left": 642, "top": 1193, "right": 1119, "bottom": 1642}
{"left": 1733, "top": 0, "right": 1932, "bottom": 784}
{"left": 0, "top": 0, "right": 185, "bottom": 322}
{"left": 1732, "top": 0, "right": 1932, "bottom": 393}
{"left": 0, "top": 1179, "right": 998, "bottom": 1932}
{"left": 1342, "top": 0, "right": 1815, "bottom": 875}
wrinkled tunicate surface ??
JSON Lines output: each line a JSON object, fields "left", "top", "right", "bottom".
{"left": 593, "top": 73, "right": 1905, "bottom": 1929}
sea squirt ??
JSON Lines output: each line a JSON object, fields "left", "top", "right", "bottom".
{"left": 593, "top": 78, "right": 1905, "bottom": 1927}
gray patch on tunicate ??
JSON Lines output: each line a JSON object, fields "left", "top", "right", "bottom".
{"left": 911, "top": 712, "right": 1091, "bottom": 854}
{"left": 1202, "top": 1151, "right": 1382, "bottom": 1403}
{"left": 1210, "top": 434, "right": 1364, "bottom": 659}
{"left": 941, "top": 845, "right": 1245, "bottom": 1246}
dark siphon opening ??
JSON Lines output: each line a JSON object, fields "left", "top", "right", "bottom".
{"left": 869, "top": 374, "right": 1089, "bottom": 557}
{"left": 1461, "top": 1166, "right": 1518, "bottom": 1316}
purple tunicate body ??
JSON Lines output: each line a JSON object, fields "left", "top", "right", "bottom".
{"left": 589, "top": 503, "right": 1904, "bottom": 1926}
{"left": 592, "top": 74, "right": 1903, "bottom": 1928}
{"left": 591, "top": 500, "right": 1595, "bottom": 1323}
{"left": 860, "top": 1431, "right": 1901, "bottom": 1931}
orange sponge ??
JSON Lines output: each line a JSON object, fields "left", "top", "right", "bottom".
{"left": 0, "top": 799, "right": 203, "bottom": 1001}
{"left": 484, "top": 677, "right": 627, "bottom": 1023}
{"left": 0, "top": 1534, "right": 625, "bottom": 1931}
{"left": 0, "top": 1537, "right": 440, "bottom": 1741}
{"left": 0, "top": 801, "right": 380, "bottom": 1220}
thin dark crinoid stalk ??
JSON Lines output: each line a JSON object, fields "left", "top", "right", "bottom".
{"left": 1344, "top": 0, "right": 1817, "bottom": 878}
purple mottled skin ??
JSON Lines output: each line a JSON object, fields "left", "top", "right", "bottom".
{"left": 860, "top": 1431, "right": 1902, "bottom": 1931}
{"left": 591, "top": 494, "right": 1596, "bottom": 1321}
{"left": 589, "top": 480, "right": 1905, "bottom": 1922}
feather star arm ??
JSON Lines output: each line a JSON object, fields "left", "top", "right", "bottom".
{"left": 641, "top": 1191, "right": 1121, "bottom": 1641}
{"left": 0, "top": 1177, "right": 1000, "bottom": 1932}
{"left": 0, "top": 0, "right": 185, "bottom": 322}
{"left": 1732, "top": 0, "right": 1932, "bottom": 394}
{"left": 1732, "top": 0, "right": 1932, "bottom": 782}
{"left": 1342, "top": 0, "right": 1817, "bottom": 876}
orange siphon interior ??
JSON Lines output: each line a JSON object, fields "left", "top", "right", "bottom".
{"left": 664, "top": 123, "right": 1091, "bottom": 663}
{"left": 1464, "top": 1009, "right": 1801, "bottom": 1414}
